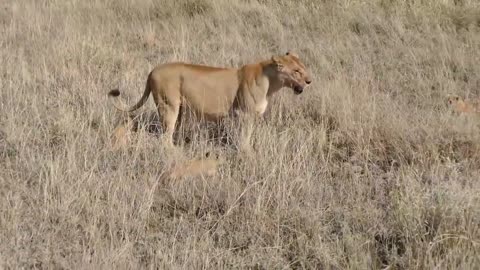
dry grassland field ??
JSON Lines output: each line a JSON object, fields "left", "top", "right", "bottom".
{"left": 1, "top": 0, "right": 480, "bottom": 269}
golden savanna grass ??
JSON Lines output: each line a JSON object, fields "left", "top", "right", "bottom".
{"left": 1, "top": 0, "right": 480, "bottom": 269}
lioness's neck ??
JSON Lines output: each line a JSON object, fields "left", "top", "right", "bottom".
{"left": 260, "top": 60, "right": 283, "bottom": 96}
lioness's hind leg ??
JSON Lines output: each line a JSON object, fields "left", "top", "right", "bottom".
{"left": 157, "top": 102, "right": 180, "bottom": 147}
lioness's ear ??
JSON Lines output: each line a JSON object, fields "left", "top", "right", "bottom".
{"left": 286, "top": 51, "right": 299, "bottom": 58}
{"left": 271, "top": 56, "right": 284, "bottom": 68}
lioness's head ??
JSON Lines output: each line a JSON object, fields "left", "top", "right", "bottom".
{"left": 272, "top": 51, "right": 312, "bottom": 95}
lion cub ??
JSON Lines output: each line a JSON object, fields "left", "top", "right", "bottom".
{"left": 446, "top": 94, "right": 480, "bottom": 114}
{"left": 168, "top": 157, "right": 222, "bottom": 179}
{"left": 110, "top": 120, "right": 135, "bottom": 150}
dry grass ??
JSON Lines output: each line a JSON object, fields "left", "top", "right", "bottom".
{"left": 1, "top": 0, "right": 480, "bottom": 269}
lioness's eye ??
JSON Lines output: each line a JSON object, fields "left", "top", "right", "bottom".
{"left": 294, "top": 69, "right": 300, "bottom": 74}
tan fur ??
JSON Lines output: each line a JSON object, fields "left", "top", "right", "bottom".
{"left": 446, "top": 94, "right": 480, "bottom": 114}
{"left": 108, "top": 51, "right": 312, "bottom": 147}
{"left": 168, "top": 157, "right": 222, "bottom": 179}
{"left": 110, "top": 123, "right": 223, "bottom": 178}
{"left": 110, "top": 120, "right": 134, "bottom": 150}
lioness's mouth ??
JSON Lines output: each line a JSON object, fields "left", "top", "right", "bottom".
{"left": 293, "top": 85, "right": 304, "bottom": 95}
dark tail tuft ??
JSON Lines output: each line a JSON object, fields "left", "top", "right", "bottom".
{"left": 108, "top": 89, "right": 120, "bottom": 97}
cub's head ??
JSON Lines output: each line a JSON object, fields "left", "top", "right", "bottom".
{"left": 272, "top": 51, "right": 312, "bottom": 95}
{"left": 446, "top": 94, "right": 462, "bottom": 107}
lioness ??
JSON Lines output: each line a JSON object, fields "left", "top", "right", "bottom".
{"left": 446, "top": 94, "right": 480, "bottom": 114}
{"left": 108, "top": 51, "right": 312, "bottom": 147}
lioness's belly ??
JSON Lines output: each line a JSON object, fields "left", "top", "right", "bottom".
{"left": 182, "top": 92, "right": 234, "bottom": 121}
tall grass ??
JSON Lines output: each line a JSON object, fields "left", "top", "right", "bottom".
{"left": 1, "top": 0, "right": 479, "bottom": 268}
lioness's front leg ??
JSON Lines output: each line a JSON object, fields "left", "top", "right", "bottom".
{"left": 233, "top": 111, "right": 256, "bottom": 154}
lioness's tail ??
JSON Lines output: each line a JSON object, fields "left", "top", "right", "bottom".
{"left": 108, "top": 83, "right": 151, "bottom": 112}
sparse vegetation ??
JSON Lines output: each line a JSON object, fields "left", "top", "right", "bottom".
{"left": 1, "top": 0, "right": 479, "bottom": 269}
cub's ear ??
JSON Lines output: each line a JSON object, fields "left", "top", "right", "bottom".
{"left": 271, "top": 56, "right": 284, "bottom": 69}
{"left": 286, "top": 50, "right": 299, "bottom": 58}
